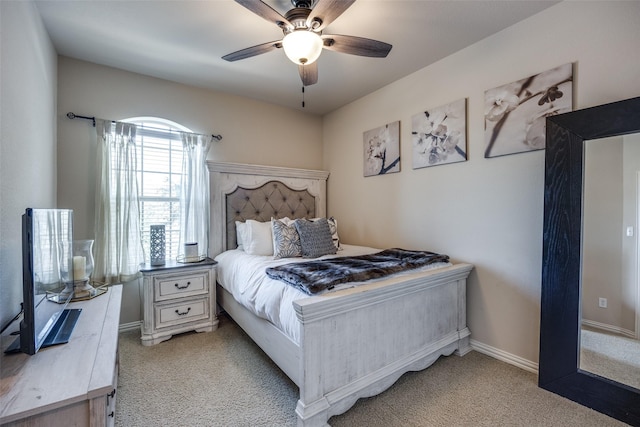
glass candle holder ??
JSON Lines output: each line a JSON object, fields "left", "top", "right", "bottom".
{"left": 72, "top": 239, "right": 94, "bottom": 282}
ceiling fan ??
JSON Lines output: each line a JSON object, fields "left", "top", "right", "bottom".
{"left": 222, "top": 0, "right": 392, "bottom": 86}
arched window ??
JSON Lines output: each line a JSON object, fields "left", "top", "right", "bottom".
{"left": 124, "top": 117, "right": 191, "bottom": 261}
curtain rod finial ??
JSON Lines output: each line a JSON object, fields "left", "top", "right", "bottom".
{"left": 67, "top": 112, "right": 96, "bottom": 127}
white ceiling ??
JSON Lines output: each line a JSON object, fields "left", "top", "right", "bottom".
{"left": 35, "top": 0, "right": 558, "bottom": 115}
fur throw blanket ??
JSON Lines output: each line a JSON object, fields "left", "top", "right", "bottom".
{"left": 265, "top": 248, "right": 449, "bottom": 295}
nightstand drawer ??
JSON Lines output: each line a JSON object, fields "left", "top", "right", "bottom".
{"left": 156, "top": 297, "right": 209, "bottom": 328}
{"left": 155, "top": 273, "right": 207, "bottom": 301}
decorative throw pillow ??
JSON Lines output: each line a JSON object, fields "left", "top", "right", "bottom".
{"left": 295, "top": 218, "right": 337, "bottom": 258}
{"left": 277, "top": 216, "right": 296, "bottom": 226}
{"left": 272, "top": 218, "right": 302, "bottom": 259}
{"left": 243, "top": 219, "right": 273, "bottom": 256}
{"left": 326, "top": 217, "right": 341, "bottom": 250}
{"left": 311, "top": 217, "right": 341, "bottom": 250}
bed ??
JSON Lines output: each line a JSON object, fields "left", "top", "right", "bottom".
{"left": 208, "top": 162, "right": 473, "bottom": 427}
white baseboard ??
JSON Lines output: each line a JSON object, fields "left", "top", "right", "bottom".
{"left": 119, "top": 321, "right": 141, "bottom": 333}
{"left": 470, "top": 322, "right": 638, "bottom": 376}
{"left": 470, "top": 339, "right": 538, "bottom": 374}
{"left": 581, "top": 319, "right": 636, "bottom": 339}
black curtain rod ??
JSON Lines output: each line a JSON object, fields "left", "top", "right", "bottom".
{"left": 66, "top": 112, "right": 222, "bottom": 141}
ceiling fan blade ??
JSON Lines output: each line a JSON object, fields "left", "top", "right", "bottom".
{"left": 235, "top": 0, "right": 292, "bottom": 29}
{"left": 299, "top": 62, "right": 318, "bottom": 86}
{"left": 306, "top": 0, "right": 355, "bottom": 31}
{"left": 322, "top": 34, "right": 392, "bottom": 58}
{"left": 222, "top": 40, "right": 282, "bottom": 62}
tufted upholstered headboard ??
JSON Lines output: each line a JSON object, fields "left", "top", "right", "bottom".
{"left": 207, "top": 162, "right": 330, "bottom": 257}
{"left": 224, "top": 181, "right": 316, "bottom": 250}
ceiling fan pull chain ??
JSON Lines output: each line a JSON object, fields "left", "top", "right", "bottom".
{"left": 302, "top": 86, "right": 305, "bottom": 108}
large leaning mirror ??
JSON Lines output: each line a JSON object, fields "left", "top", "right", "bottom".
{"left": 582, "top": 133, "right": 640, "bottom": 391}
{"left": 540, "top": 96, "right": 640, "bottom": 426}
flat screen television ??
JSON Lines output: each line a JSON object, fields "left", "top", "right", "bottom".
{"left": 5, "top": 208, "right": 81, "bottom": 355}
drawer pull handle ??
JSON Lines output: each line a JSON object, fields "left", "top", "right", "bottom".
{"left": 175, "top": 307, "right": 191, "bottom": 316}
{"left": 175, "top": 281, "right": 191, "bottom": 289}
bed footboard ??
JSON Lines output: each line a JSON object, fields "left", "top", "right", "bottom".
{"left": 293, "top": 263, "right": 473, "bottom": 427}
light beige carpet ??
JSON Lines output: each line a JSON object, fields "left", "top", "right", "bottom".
{"left": 116, "top": 315, "right": 627, "bottom": 426}
{"left": 581, "top": 328, "right": 640, "bottom": 390}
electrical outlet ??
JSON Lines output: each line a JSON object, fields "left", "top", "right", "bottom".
{"left": 599, "top": 297, "right": 607, "bottom": 308}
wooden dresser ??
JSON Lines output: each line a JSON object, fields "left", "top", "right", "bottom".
{"left": 0, "top": 285, "right": 122, "bottom": 427}
{"left": 139, "top": 258, "right": 218, "bottom": 346}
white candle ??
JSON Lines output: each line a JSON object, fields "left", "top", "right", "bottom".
{"left": 184, "top": 242, "right": 198, "bottom": 261}
{"left": 73, "top": 256, "right": 86, "bottom": 280}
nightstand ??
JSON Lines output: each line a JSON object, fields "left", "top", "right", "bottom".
{"left": 139, "top": 258, "right": 218, "bottom": 346}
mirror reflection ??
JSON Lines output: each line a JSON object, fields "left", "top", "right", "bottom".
{"left": 581, "top": 133, "right": 640, "bottom": 390}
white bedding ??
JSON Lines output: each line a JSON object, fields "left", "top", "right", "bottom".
{"left": 215, "top": 244, "right": 451, "bottom": 344}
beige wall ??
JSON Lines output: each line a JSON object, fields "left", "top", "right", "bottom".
{"left": 0, "top": 1, "right": 58, "bottom": 329}
{"left": 57, "top": 57, "right": 324, "bottom": 239}
{"left": 322, "top": 1, "right": 640, "bottom": 367}
{"left": 583, "top": 138, "right": 624, "bottom": 329}
{"left": 56, "top": 57, "right": 323, "bottom": 323}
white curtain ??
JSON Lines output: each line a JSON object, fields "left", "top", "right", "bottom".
{"left": 32, "top": 209, "right": 73, "bottom": 290}
{"left": 178, "top": 133, "right": 212, "bottom": 258}
{"left": 93, "top": 119, "right": 145, "bottom": 284}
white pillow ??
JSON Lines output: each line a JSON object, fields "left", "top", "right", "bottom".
{"left": 243, "top": 219, "right": 274, "bottom": 256}
{"left": 235, "top": 221, "right": 248, "bottom": 250}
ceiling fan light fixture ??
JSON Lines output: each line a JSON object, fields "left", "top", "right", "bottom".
{"left": 282, "top": 30, "right": 323, "bottom": 65}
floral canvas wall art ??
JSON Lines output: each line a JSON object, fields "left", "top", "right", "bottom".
{"left": 412, "top": 98, "right": 467, "bottom": 169}
{"left": 363, "top": 120, "right": 400, "bottom": 177}
{"left": 484, "top": 63, "right": 573, "bottom": 158}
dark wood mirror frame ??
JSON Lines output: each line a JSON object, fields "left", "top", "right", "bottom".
{"left": 540, "top": 96, "right": 640, "bottom": 426}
